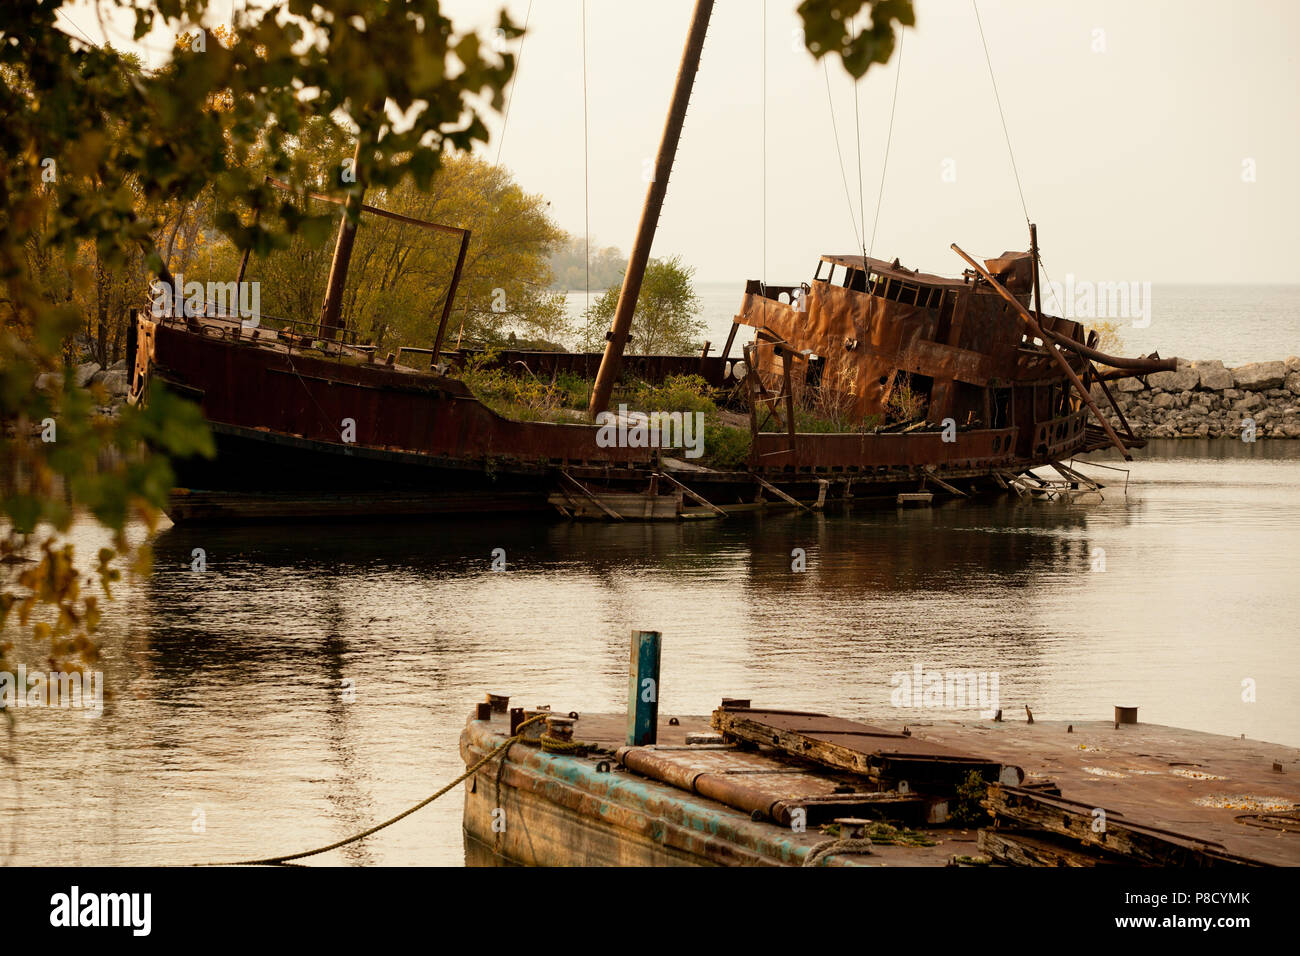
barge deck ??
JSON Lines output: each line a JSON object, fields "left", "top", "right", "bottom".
{"left": 461, "top": 705, "right": 1300, "bottom": 867}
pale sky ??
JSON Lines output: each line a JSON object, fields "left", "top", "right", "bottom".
{"left": 59, "top": 0, "right": 1300, "bottom": 285}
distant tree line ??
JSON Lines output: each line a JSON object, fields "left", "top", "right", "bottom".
{"left": 548, "top": 237, "right": 628, "bottom": 292}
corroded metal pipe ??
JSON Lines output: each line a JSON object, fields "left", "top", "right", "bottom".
{"left": 1041, "top": 326, "right": 1177, "bottom": 373}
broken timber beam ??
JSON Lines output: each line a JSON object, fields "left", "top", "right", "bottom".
{"left": 922, "top": 466, "right": 969, "bottom": 497}
{"left": 712, "top": 707, "right": 1019, "bottom": 788}
{"left": 750, "top": 474, "right": 812, "bottom": 513}
{"left": 984, "top": 785, "right": 1265, "bottom": 866}
{"left": 977, "top": 828, "right": 1114, "bottom": 867}
{"left": 657, "top": 471, "right": 727, "bottom": 517}
{"left": 951, "top": 244, "right": 1134, "bottom": 460}
{"left": 558, "top": 470, "right": 624, "bottom": 521}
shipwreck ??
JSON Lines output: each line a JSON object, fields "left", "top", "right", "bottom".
{"left": 127, "top": 0, "right": 1175, "bottom": 524}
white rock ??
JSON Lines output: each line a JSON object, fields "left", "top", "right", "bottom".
{"left": 1148, "top": 367, "right": 1200, "bottom": 392}
{"left": 99, "top": 369, "right": 130, "bottom": 396}
{"left": 1232, "top": 361, "right": 1287, "bottom": 391}
{"left": 75, "top": 362, "right": 101, "bottom": 387}
{"left": 1197, "top": 365, "right": 1233, "bottom": 390}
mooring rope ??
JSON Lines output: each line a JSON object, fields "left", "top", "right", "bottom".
{"left": 198, "top": 713, "right": 549, "bottom": 867}
{"left": 802, "top": 836, "right": 875, "bottom": 866}
{"left": 971, "top": 2, "right": 1066, "bottom": 317}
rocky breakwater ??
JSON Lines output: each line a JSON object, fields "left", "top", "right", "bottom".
{"left": 1093, "top": 357, "right": 1300, "bottom": 439}
{"left": 35, "top": 360, "right": 131, "bottom": 418}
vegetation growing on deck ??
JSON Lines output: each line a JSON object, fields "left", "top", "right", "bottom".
{"left": 820, "top": 820, "right": 938, "bottom": 847}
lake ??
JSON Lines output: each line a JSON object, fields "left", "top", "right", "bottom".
{"left": 4, "top": 439, "right": 1298, "bottom": 865}
{"left": 565, "top": 282, "right": 1300, "bottom": 367}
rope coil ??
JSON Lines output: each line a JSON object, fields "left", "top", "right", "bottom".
{"left": 802, "top": 837, "right": 875, "bottom": 867}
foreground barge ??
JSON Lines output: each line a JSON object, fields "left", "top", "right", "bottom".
{"left": 461, "top": 702, "right": 1300, "bottom": 867}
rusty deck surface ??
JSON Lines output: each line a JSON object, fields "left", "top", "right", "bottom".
{"left": 900, "top": 717, "right": 1300, "bottom": 865}
{"left": 465, "top": 709, "right": 973, "bottom": 865}
{"left": 486, "top": 709, "right": 1300, "bottom": 866}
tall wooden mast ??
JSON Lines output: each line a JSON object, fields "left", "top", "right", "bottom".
{"left": 318, "top": 132, "right": 369, "bottom": 341}
{"left": 588, "top": 0, "right": 715, "bottom": 417}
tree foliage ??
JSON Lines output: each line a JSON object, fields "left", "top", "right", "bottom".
{"left": 548, "top": 237, "right": 628, "bottom": 292}
{"left": 796, "top": 0, "right": 915, "bottom": 78}
{"left": 582, "top": 256, "right": 704, "bottom": 356}
{"left": 1, "top": 0, "right": 519, "bottom": 683}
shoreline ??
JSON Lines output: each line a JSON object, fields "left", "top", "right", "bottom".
{"left": 1096, "top": 357, "right": 1300, "bottom": 440}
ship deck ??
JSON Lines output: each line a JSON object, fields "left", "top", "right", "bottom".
{"left": 462, "top": 706, "right": 1300, "bottom": 867}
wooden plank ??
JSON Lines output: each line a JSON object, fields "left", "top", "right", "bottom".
{"left": 657, "top": 471, "right": 727, "bottom": 517}
{"left": 921, "top": 467, "right": 969, "bottom": 497}
{"left": 751, "top": 473, "right": 812, "bottom": 513}
{"left": 548, "top": 492, "right": 678, "bottom": 520}
{"left": 978, "top": 828, "right": 1114, "bottom": 867}
{"left": 712, "top": 708, "right": 1016, "bottom": 788}
{"left": 558, "top": 470, "right": 624, "bottom": 520}
{"left": 984, "top": 785, "right": 1266, "bottom": 867}
{"left": 265, "top": 175, "right": 468, "bottom": 238}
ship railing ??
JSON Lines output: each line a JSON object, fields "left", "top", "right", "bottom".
{"left": 154, "top": 303, "right": 371, "bottom": 361}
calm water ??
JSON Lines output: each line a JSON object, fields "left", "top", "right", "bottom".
{"left": 3, "top": 440, "right": 1298, "bottom": 866}
{"left": 566, "top": 282, "right": 1300, "bottom": 366}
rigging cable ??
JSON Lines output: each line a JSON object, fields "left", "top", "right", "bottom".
{"left": 851, "top": 19, "right": 866, "bottom": 259}
{"left": 822, "top": 61, "right": 862, "bottom": 253}
{"left": 582, "top": 0, "right": 590, "bottom": 325}
{"left": 867, "top": 28, "right": 904, "bottom": 263}
{"left": 493, "top": 0, "right": 535, "bottom": 167}
{"left": 971, "top": 1, "right": 1063, "bottom": 314}
{"left": 972, "top": 0, "right": 1029, "bottom": 226}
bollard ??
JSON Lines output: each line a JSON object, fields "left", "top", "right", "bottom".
{"left": 1115, "top": 705, "right": 1138, "bottom": 725}
{"left": 545, "top": 715, "right": 576, "bottom": 743}
{"left": 626, "top": 630, "right": 662, "bottom": 746}
{"left": 521, "top": 707, "right": 550, "bottom": 744}
{"left": 486, "top": 693, "right": 510, "bottom": 714}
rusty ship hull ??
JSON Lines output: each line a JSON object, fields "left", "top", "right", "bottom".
{"left": 128, "top": 260, "right": 1151, "bottom": 526}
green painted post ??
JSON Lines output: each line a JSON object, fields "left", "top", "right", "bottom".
{"left": 626, "top": 631, "right": 662, "bottom": 746}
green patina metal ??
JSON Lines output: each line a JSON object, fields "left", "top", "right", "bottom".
{"left": 626, "top": 630, "right": 661, "bottom": 747}
{"left": 461, "top": 717, "right": 835, "bottom": 866}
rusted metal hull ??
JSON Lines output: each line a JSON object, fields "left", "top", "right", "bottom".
{"left": 460, "top": 712, "right": 878, "bottom": 866}
{"left": 132, "top": 313, "right": 1108, "bottom": 524}
{"left": 462, "top": 705, "right": 1300, "bottom": 867}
